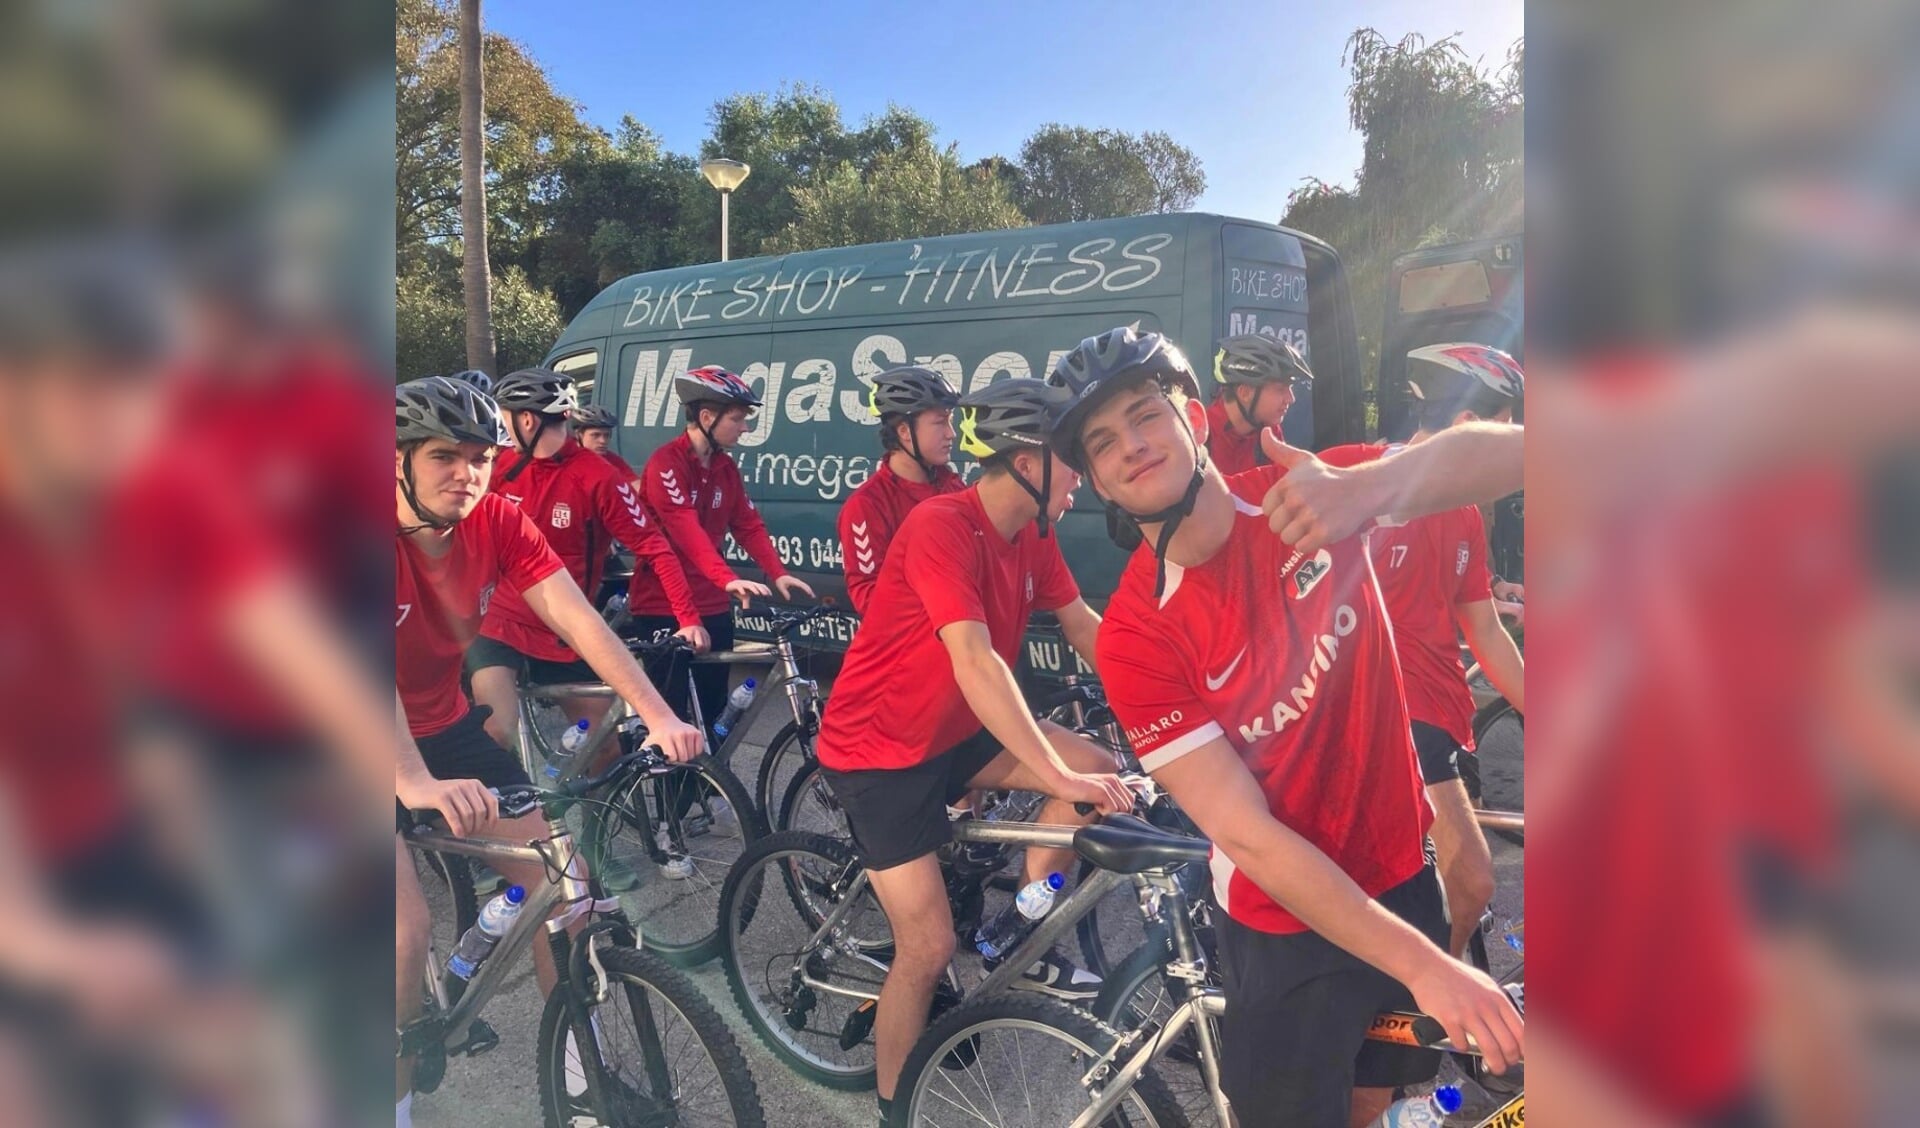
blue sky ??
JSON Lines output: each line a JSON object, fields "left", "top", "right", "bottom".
{"left": 484, "top": 0, "right": 1522, "bottom": 223}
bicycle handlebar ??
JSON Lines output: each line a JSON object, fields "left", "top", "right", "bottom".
{"left": 760, "top": 600, "right": 853, "bottom": 637}
{"left": 1071, "top": 771, "right": 1159, "bottom": 818}
{"left": 468, "top": 745, "right": 669, "bottom": 823}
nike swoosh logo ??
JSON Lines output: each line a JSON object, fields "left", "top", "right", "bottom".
{"left": 1205, "top": 647, "right": 1248, "bottom": 692}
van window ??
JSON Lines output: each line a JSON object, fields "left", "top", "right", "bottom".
{"left": 552, "top": 349, "right": 599, "bottom": 403}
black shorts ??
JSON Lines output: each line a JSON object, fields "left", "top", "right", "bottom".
{"left": 395, "top": 706, "right": 531, "bottom": 830}
{"left": 819, "top": 728, "right": 1001, "bottom": 870}
{"left": 1218, "top": 863, "right": 1452, "bottom": 1125}
{"left": 1410, "top": 720, "right": 1464, "bottom": 786}
{"left": 465, "top": 633, "right": 595, "bottom": 687}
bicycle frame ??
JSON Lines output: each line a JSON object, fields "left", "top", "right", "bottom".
{"left": 779, "top": 819, "right": 1133, "bottom": 1009}
{"left": 405, "top": 821, "right": 605, "bottom": 1054}
{"left": 700, "top": 629, "right": 820, "bottom": 762}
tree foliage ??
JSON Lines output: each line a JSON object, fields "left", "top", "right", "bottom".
{"left": 1281, "top": 30, "right": 1523, "bottom": 390}
{"left": 398, "top": 258, "right": 561, "bottom": 380}
{"left": 1014, "top": 125, "right": 1206, "bottom": 225}
{"left": 765, "top": 142, "right": 1027, "bottom": 253}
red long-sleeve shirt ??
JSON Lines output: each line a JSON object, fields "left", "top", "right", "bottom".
{"left": 631, "top": 432, "right": 788, "bottom": 616}
{"left": 483, "top": 439, "right": 702, "bottom": 658}
{"left": 837, "top": 461, "right": 964, "bottom": 615}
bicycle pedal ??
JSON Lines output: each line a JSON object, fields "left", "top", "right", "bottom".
{"left": 457, "top": 1019, "right": 500, "bottom": 1056}
{"left": 839, "top": 999, "right": 877, "bottom": 1050}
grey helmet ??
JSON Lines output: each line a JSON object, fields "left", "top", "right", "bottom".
{"left": 1212, "top": 333, "right": 1314, "bottom": 390}
{"left": 868, "top": 365, "right": 961, "bottom": 419}
{"left": 957, "top": 378, "right": 1072, "bottom": 538}
{"left": 571, "top": 403, "right": 619, "bottom": 430}
{"left": 396, "top": 376, "right": 509, "bottom": 531}
{"left": 396, "top": 375, "right": 510, "bottom": 448}
{"left": 956, "top": 378, "right": 1070, "bottom": 459}
{"left": 493, "top": 366, "right": 579, "bottom": 416}
{"left": 871, "top": 365, "right": 960, "bottom": 476}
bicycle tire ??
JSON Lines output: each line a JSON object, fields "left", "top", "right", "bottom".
{"left": 1469, "top": 699, "right": 1524, "bottom": 844}
{"left": 587, "top": 754, "right": 765, "bottom": 967}
{"left": 754, "top": 720, "right": 817, "bottom": 825}
{"left": 775, "top": 756, "right": 852, "bottom": 840}
{"left": 719, "top": 830, "right": 891, "bottom": 1090}
{"left": 535, "top": 943, "right": 766, "bottom": 1127}
{"left": 1092, "top": 938, "right": 1222, "bottom": 1125}
{"left": 892, "top": 992, "right": 1190, "bottom": 1128}
{"left": 422, "top": 848, "right": 480, "bottom": 939}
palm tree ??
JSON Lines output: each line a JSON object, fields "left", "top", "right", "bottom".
{"left": 458, "top": 0, "right": 496, "bottom": 376}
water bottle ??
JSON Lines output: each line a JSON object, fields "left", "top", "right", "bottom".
{"left": 712, "top": 679, "right": 757, "bottom": 741}
{"left": 544, "top": 719, "right": 592, "bottom": 779}
{"left": 446, "top": 885, "right": 527, "bottom": 981}
{"left": 1369, "top": 1086, "right": 1462, "bottom": 1127}
{"left": 974, "top": 873, "right": 1064, "bottom": 961}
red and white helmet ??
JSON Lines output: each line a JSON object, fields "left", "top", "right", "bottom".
{"left": 674, "top": 365, "right": 762, "bottom": 409}
{"left": 1406, "top": 343, "right": 1525, "bottom": 401}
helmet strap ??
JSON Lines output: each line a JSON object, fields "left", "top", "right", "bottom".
{"left": 397, "top": 450, "right": 457, "bottom": 534}
{"left": 904, "top": 418, "right": 940, "bottom": 482}
{"left": 1093, "top": 407, "right": 1209, "bottom": 598}
{"left": 1005, "top": 448, "right": 1055, "bottom": 539}
{"left": 499, "top": 411, "right": 550, "bottom": 485}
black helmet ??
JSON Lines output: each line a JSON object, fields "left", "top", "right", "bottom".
{"left": 1049, "top": 326, "right": 1201, "bottom": 474}
{"left": 1213, "top": 334, "right": 1314, "bottom": 390}
{"left": 956, "top": 378, "right": 1070, "bottom": 459}
{"left": 396, "top": 376, "right": 510, "bottom": 448}
{"left": 869, "top": 365, "right": 961, "bottom": 419}
{"left": 571, "top": 403, "right": 618, "bottom": 430}
{"left": 447, "top": 369, "right": 494, "bottom": 394}
{"left": 493, "top": 367, "right": 578, "bottom": 416}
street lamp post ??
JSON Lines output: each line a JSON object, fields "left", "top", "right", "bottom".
{"left": 699, "top": 158, "right": 752, "bottom": 262}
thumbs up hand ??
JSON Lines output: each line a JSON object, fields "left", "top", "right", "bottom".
{"left": 1258, "top": 432, "right": 1379, "bottom": 551}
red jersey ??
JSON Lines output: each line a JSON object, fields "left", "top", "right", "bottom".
{"left": 396, "top": 494, "right": 565, "bottom": 737}
{"left": 817, "top": 490, "right": 1080, "bottom": 772}
{"left": 1364, "top": 442, "right": 1493, "bottom": 748}
{"left": 0, "top": 501, "right": 132, "bottom": 864}
{"left": 632, "top": 433, "right": 788, "bottom": 617}
{"left": 1099, "top": 462, "right": 1431, "bottom": 934}
{"left": 167, "top": 349, "right": 391, "bottom": 608}
{"left": 600, "top": 450, "right": 640, "bottom": 482}
{"left": 1204, "top": 397, "right": 1262, "bottom": 478}
{"left": 107, "top": 446, "right": 294, "bottom": 736}
{"left": 837, "top": 460, "right": 965, "bottom": 614}
{"left": 483, "top": 440, "right": 701, "bottom": 657}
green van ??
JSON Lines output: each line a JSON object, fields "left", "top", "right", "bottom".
{"left": 544, "top": 212, "right": 1368, "bottom": 676}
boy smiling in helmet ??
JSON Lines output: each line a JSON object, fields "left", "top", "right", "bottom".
{"left": 1047, "top": 326, "right": 1522, "bottom": 1128}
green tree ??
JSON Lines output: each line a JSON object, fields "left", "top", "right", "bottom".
{"left": 398, "top": 259, "right": 562, "bottom": 380}
{"left": 521, "top": 117, "right": 701, "bottom": 317}
{"left": 1280, "top": 30, "right": 1523, "bottom": 398}
{"left": 1014, "top": 125, "right": 1206, "bottom": 225}
{"left": 692, "top": 85, "right": 938, "bottom": 257}
{"left": 396, "top": 0, "right": 592, "bottom": 271}
{"left": 765, "top": 142, "right": 1028, "bottom": 253}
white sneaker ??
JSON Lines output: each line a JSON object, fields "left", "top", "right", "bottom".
{"left": 658, "top": 853, "right": 696, "bottom": 881}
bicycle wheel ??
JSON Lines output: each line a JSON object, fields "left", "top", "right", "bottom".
{"left": 1470, "top": 699, "right": 1524, "bottom": 844}
{"left": 776, "top": 756, "right": 851, "bottom": 840}
{"left": 589, "top": 755, "right": 764, "bottom": 967}
{"left": 753, "top": 720, "right": 816, "bottom": 826}
{"left": 536, "top": 943, "right": 765, "bottom": 1127}
{"left": 892, "top": 992, "right": 1190, "bottom": 1128}
{"left": 719, "top": 830, "right": 892, "bottom": 1090}
{"left": 1092, "top": 940, "right": 1222, "bottom": 1127}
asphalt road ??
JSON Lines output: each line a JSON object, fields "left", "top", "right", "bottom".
{"left": 410, "top": 700, "right": 1526, "bottom": 1128}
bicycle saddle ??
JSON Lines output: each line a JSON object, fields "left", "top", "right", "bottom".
{"left": 1072, "top": 813, "right": 1211, "bottom": 874}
